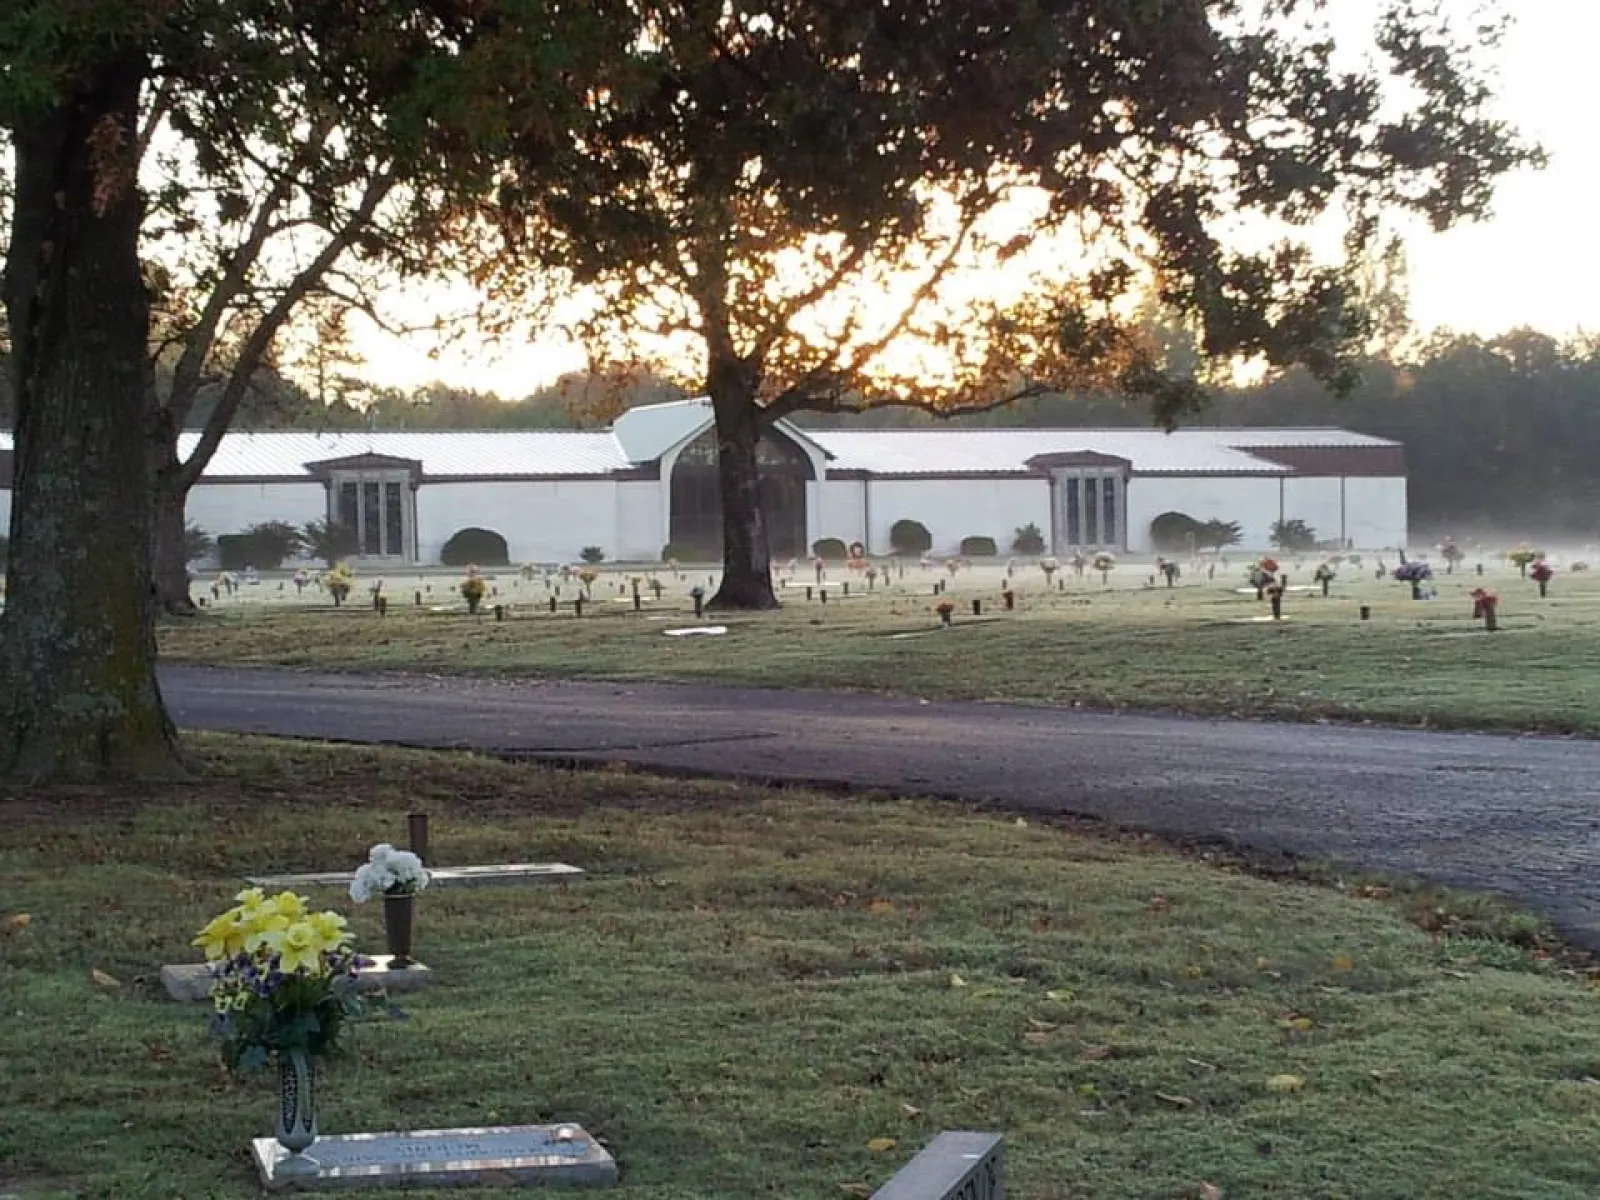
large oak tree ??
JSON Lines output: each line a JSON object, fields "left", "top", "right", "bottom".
{"left": 487, "top": 0, "right": 1536, "bottom": 609}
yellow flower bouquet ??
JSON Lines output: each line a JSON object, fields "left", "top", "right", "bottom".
{"left": 194, "top": 888, "right": 373, "bottom": 1073}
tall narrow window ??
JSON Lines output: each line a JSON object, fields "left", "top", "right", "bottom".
{"left": 359, "top": 483, "right": 379, "bottom": 554}
{"left": 1102, "top": 476, "right": 1117, "bottom": 548}
{"left": 384, "top": 482, "right": 404, "bottom": 556}
{"left": 1083, "top": 476, "right": 1099, "bottom": 546}
{"left": 339, "top": 482, "right": 360, "bottom": 532}
{"left": 1065, "top": 477, "right": 1081, "bottom": 546}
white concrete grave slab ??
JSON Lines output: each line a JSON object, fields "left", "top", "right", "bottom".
{"left": 161, "top": 955, "right": 430, "bottom": 1003}
{"left": 253, "top": 1123, "right": 617, "bottom": 1191}
{"left": 247, "top": 863, "right": 585, "bottom": 890}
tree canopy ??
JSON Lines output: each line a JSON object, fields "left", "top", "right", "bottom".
{"left": 482, "top": 0, "right": 1536, "bottom": 606}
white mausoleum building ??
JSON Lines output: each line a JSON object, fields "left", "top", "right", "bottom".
{"left": 0, "top": 399, "right": 1407, "bottom": 563}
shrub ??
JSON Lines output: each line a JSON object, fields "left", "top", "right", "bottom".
{"left": 440, "top": 527, "right": 510, "bottom": 566}
{"left": 183, "top": 523, "right": 215, "bottom": 563}
{"left": 1011, "top": 523, "right": 1046, "bottom": 555}
{"left": 960, "top": 535, "right": 998, "bottom": 557}
{"left": 228, "top": 521, "right": 303, "bottom": 570}
{"left": 579, "top": 546, "right": 606, "bottom": 564}
{"left": 1149, "top": 511, "right": 1203, "bottom": 553}
{"left": 889, "top": 519, "right": 932, "bottom": 555}
{"left": 812, "top": 537, "right": 849, "bottom": 560}
{"left": 1195, "top": 519, "right": 1244, "bottom": 551}
{"left": 1270, "top": 518, "right": 1319, "bottom": 553}
{"left": 301, "top": 520, "right": 359, "bottom": 567}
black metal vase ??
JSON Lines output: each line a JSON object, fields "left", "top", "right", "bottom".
{"left": 383, "top": 893, "right": 416, "bottom": 967}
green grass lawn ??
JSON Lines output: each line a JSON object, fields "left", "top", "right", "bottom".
{"left": 4, "top": 736, "right": 1599, "bottom": 1199}
{"left": 163, "top": 558, "right": 1600, "bottom": 734}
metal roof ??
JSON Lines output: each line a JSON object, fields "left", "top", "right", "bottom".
{"left": 809, "top": 427, "right": 1396, "bottom": 476}
{"left": 179, "top": 430, "right": 632, "bottom": 478}
{"left": 0, "top": 412, "right": 1399, "bottom": 481}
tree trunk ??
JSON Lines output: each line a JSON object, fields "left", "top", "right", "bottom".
{"left": 0, "top": 55, "right": 182, "bottom": 781}
{"left": 152, "top": 445, "right": 198, "bottom": 616}
{"left": 707, "top": 356, "right": 779, "bottom": 611}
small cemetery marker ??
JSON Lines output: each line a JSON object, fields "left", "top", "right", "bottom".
{"left": 252, "top": 1123, "right": 617, "bottom": 1192}
{"left": 872, "top": 1131, "right": 1003, "bottom": 1200}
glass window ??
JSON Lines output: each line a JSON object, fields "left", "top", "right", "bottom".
{"left": 361, "top": 482, "right": 381, "bottom": 554}
{"left": 1083, "top": 475, "right": 1099, "bottom": 545}
{"left": 1102, "top": 476, "right": 1117, "bottom": 548}
{"left": 1064, "top": 477, "right": 1080, "bottom": 546}
{"left": 339, "top": 481, "right": 360, "bottom": 534}
{"left": 384, "top": 482, "right": 404, "bottom": 556}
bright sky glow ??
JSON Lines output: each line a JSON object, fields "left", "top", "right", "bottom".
{"left": 350, "top": 1, "right": 1600, "bottom": 398}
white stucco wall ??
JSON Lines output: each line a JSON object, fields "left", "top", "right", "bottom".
{"left": 865, "top": 478, "right": 1052, "bottom": 556}
{"left": 415, "top": 480, "right": 621, "bottom": 564}
{"left": 1124, "top": 474, "right": 1408, "bottom": 552}
{"left": 186, "top": 481, "right": 328, "bottom": 538}
{"left": 615, "top": 480, "right": 664, "bottom": 561}
{"left": 1123, "top": 476, "right": 1282, "bottom": 552}
{"left": 817, "top": 478, "right": 865, "bottom": 548}
{"left": 1341, "top": 476, "right": 1408, "bottom": 549}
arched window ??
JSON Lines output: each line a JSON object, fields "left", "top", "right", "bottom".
{"left": 669, "top": 427, "right": 813, "bottom": 558}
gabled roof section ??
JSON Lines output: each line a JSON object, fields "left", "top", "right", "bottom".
{"left": 611, "top": 399, "right": 712, "bottom": 463}
{"left": 303, "top": 452, "right": 423, "bottom": 482}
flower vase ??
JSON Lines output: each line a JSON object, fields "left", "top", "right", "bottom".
{"left": 275, "top": 1047, "right": 319, "bottom": 1175}
{"left": 383, "top": 892, "right": 416, "bottom": 967}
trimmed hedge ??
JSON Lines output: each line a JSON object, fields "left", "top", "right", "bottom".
{"left": 1149, "top": 511, "right": 1203, "bottom": 553}
{"left": 889, "top": 519, "right": 932, "bottom": 555}
{"left": 440, "top": 527, "right": 510, "bottom": 566}
{"left": 1011, "top": 523, "right": 1047, "bottom": 555}
{"left": 960, "top": 535, "right": 998, "bottom": 557}
{"left": 812, "top": 537, "right": 849, "bottom": 560}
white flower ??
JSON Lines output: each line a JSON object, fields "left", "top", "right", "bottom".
{"left": 348, "top": 842, "right": 430, "bottom": 902}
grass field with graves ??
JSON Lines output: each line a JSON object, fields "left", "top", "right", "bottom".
{"left": 162, "top": 552, "right": 1600, "bottom": 735}
{"left": 4, "top": 735, "right": 1599, "bottom": 1199}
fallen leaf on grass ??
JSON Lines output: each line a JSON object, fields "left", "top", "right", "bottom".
{"left": 839, "top": 1184, "right": 873, "bottom": 1197}
{"left": 949, "top": 973, "right": 968, "bottom": 988}
{"left": 1266, "top": 1074, "right": 1306, "bottom": 1093}
{"left": 1156, "top": 1092, "right": 1194, "bottom": 1108}
{"left": 1023, "top": 1031, "right": 1053, "bottom": 1046}
{"left": 1279, "top": 1015, "right": 1315, "bottom": 1032}
{"left": 865, "top": 898, "right": 894, "bottom": 913}
{"left": 1331, "top": 954, "right": 1354, "bottom": 972}
{"left": 1044, "top": 988, "right": 1074, "bottom": 1002}
{"left": 90, "top": 968, "right": 120, "bottom": 989}
{"left": 865, "top": 1137, "right": 898, "bottom": 1153}
{"left": 1080, "top": 1045, "right": 1114, "bottom": 1061}
{"left": 1027, "top": 1018, "right": 1058, "bottom": 1031}
{"left": 1146, "top": 895, "right": 1172, "bottom": 915}
{"left": 5, "top": 912, "right": 31, "bottom": 931}
{"left": 1199, "top": 1184, "right": 1224, "bottom": 1199}
{"left": 900, "top": 1103, "right": 923, "bottom": 1118}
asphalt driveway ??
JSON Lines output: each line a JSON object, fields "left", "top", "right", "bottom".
{"left": 162, "top": 665, "right": 1600, "bottom": 948}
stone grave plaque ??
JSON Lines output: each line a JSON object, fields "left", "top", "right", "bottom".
{"left": 160, "top": 955, "right": 430, "bottom": 1003}
{"left": 247, "top": 863, "right": 585, "bottom": 890}
{"left": 252, "top": 1123, "right": 617, "bottom": 1191}
{"left": 871, "top": 1131, "right": 1003, "bottom": 1200}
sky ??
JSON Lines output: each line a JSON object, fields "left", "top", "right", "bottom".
{"left": 350, "top": 1, "right": 1600, "bottom": 398}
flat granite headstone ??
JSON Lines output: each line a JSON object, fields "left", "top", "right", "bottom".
{"left": 246, "top": 863, "right": 585, "bottom": 890}
{"left": 252, "top": 1124, "right": 617, "bottom": 1191}
{"left": 160, "top": 955, "right": 430, "bottom": 1002}
{"left": 871, "top": 1131, "right": 1003, "bottom": 1200}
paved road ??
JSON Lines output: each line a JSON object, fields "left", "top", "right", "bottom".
{"left": 162, "top": 665, "right": 1600, "bottom": 948}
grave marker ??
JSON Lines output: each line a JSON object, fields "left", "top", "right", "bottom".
{"left": 247, "top": 863, "right": 585, "bottom": 890}
{"left": 872, "top": 1131, "right": 1003, "bottom": 1200}
{"left": 252, "top": 1123, "right": 616, "bottom": 1191}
